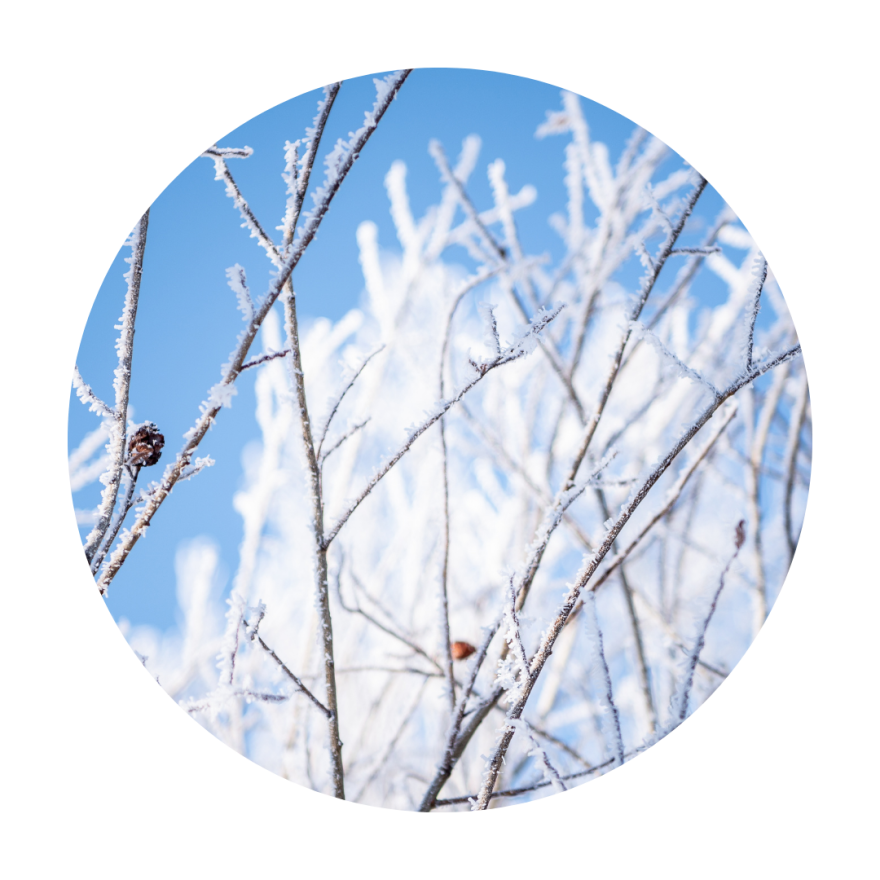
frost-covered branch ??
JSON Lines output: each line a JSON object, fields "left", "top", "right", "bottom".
{"left": 668, "top": 246, "right": 723, "bottom": 257}
{"left": 203, "top": 148, "right": 280, "bottom": 267}
{"left": 240, "top": 348, "right": 290, "bottom": 371}
{"left": 90, "top": 463, "right": 140, "bottom": 574}
{"left": 72, "top": 366, "right": 114, "bottom": 418}
{"left": 582, "top": 591, "right": 625, "bottom": 766}
{"left": 745, "top": 255, "right": 768, "bottom": 372}
{"left": 620, "top": 208, "right": 734, "bottom": 374}
{"left": 248, "top": 622, "right": 332, "bottom": 719}
{"left": 82, "top": 209, "right": 149, "bottom": 564}
{"left": 784, "top": 371, "right": 810, "bottom": 564}
{"left": 570, "top": 402, "right": 737, "bottom": 607}
{"left": 281, "top": 82, "right": 341, "bottom": 249}
{"left": 593, "top": 485, "right": 656, "bottom": 731}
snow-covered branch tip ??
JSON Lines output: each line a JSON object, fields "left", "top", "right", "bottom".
{"left": 179, "top": 455, "right": 215, "bottom": 483}
{"left": 226, "top": 264, "right": 254, "bottom": 323}
{"left": 502, "top": 575, "right": 531, "bottom": 694}
{"left": 669, "top": 246, "right": 723, "bottom": 257}
{"left": 72, "top": 366, "right": 114, "bottom": 418}
{"left": 202, "top": 146, "right": 253, "bottom": 159}
{"left": 477, "top": 301, "right": 501, "bottom": 357}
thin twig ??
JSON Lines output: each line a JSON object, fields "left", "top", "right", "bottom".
{"left": 669, "top": 521, "right": 745, "bottom": 725}
{"left": 594, "top": 486, "right": 657, "bottom": 732}
{"left": 240, "top": 349, "right": 290, "bottom": 371}
{"left": 246, "top": 619, "right": 332, "bottom": 719}
{"left": 335, "top": 564, "right": 444, "bottom": 674}
{"left": 582, "top": 591, "right": 625, "bottom": 767}
{"left": 315, "top": 345, "right": 385, "bottom": 459}
{"left": 319, "top": 419, "right": 370, "bottom": 467}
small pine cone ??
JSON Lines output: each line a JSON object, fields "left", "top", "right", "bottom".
{"left": 734, "top": 519, "right": 746, "bottom": 550}
{"left": 128, "top": 422, "right": 165, "bottom": 467}
{"left": 451, "top": 641, "right": 476, "bottom": 661}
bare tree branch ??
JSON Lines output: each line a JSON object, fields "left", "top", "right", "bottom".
{"left": 83, "top": 209, "right": 149, "bottom": 563}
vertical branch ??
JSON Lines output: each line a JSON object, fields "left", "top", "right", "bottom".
{"left": 433, "top": 276, "right": 495, "bottom": 715}
{"left": 90, "top": 463, "right": 141, "bottom": 574}
{"left": 83, "top": 208, "right": 149, "bottom": 563}
{"left": 783, "top": 371, "right": 810, "bottom": 565}
{"left": 745, "top": 256, "right": 769, "bottom": 372}
{"left": 283, "top": 286, "right": 344, "bottom": 799}
{"left": 746, "top": 361, "right": 789, "bottom": 633}
{"left": 582, "top": 590, "right": 625, "bottom": 766}
{"left": 438, "top": 415, "right": 456, "bottom": 714}
{"left": 594, "top": 486, "right": 657, "bottom": 732}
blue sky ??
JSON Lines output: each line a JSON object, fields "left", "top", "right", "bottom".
{"left": 69, "top": 68, "right": 738, "bottom": 631}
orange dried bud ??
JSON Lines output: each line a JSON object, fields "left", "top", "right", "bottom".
{"left": 451, "top": 641, "right": 476, "bottom": 661}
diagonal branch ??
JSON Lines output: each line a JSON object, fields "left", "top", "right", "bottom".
{"left": 246, "top": 619, "right": 332, "bottom": 719}
{"left": 560, "top": 177, "right": 709, "bottom": 495}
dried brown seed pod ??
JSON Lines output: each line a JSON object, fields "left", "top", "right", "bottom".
{"left": 451, "top": 641, "right": 476, "bottom": 661}
{"left": 128, "top": 422, "right": 165, "bottom": 467}
{"left": 734, "top": 519, "right": 746, "bottom": 550}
